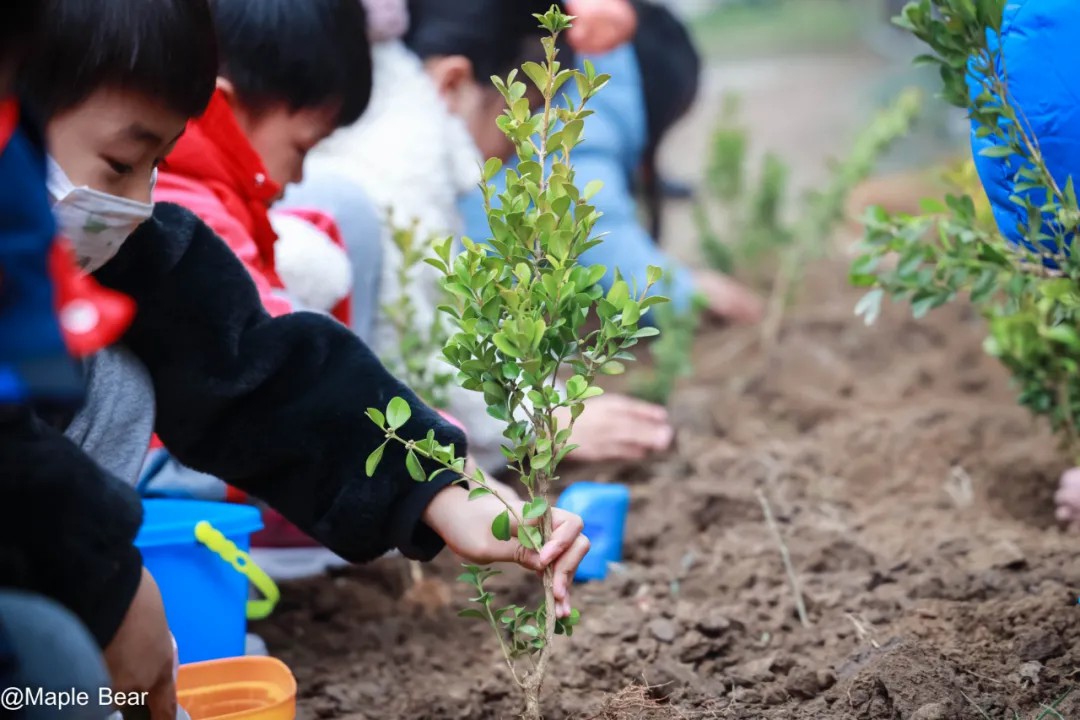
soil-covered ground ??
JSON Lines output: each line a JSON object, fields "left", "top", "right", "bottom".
{"left": 257, "top": 261, "right": 1080, "bottom": 719}
{"left": 256, "top": 52, "right": 1080, "bottom": 719}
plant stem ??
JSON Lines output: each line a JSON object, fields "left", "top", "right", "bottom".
{"left": 482, "top": 598, "right": 523, "bottom": 687}
{"left": 756, "top": 488, "right": 810, "bottom": 629}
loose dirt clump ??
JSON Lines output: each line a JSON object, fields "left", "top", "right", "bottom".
{"left": 256, "top": 261, "right": 1080, "bottom": 719}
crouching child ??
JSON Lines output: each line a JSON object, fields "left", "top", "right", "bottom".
{"left": 15, "top": 0, "right": 589, "bottom": 705}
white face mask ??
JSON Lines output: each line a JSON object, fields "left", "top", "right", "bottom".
{"left": 46, "top": 157, "right": 156, "bottom": 273}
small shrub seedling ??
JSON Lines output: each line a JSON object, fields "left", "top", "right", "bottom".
{"left": 852, "top": 0, "right": 1080, "bottom": 460}
{"left": 760, "top": 88, "right": 922, "bottom": 345}
{"left": 694, "top": 93, "right": 791, "bottom": 280}
{"left": 381, "top": 214, "right": 453, "bottom": 410}
{"left": 692, "top": 86, "right": 919, "bottom": 349}
{"left": 367, "top": 7, "right": 665, "bottom": 718}
{"left": 695, "top": 90, "right": 921, "bottom": 291}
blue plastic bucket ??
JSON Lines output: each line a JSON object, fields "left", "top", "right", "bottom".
{"left": 136, "top": 500, "right": 270, "bottom": 664}
{"left": 556, "top": 482, "right": 630, "bottom": 582}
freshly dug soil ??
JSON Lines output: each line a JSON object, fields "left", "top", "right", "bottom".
{"left": 256, "top": 261, "right": 1080, "bottom": 719}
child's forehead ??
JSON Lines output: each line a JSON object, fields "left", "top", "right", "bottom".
{"left": 66, "top": 87, "right": 188, "bottom": 144}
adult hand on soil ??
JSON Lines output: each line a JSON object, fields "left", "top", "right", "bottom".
{"left": 563, "top": 0, "right": 637, "bottom": 54}
{"left": 423, "top": 486, "right": 589, "bottom": 617}
{"left": 553, "top": 394, "right": 674, "bottom": 462}
{"left": 1054, "top": 467, "right": 1080, "bottom": 529}
{"left": 104, "top": 568, "right": 176, "bottom": 720}
{"left": 691, "top": 268, "right": 765, "bottom": 324}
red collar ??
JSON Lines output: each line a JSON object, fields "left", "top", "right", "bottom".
{"left": 167, "top": 89, "right": 282, "bottom": 204}
{"left": 162, "top": 90, "right": 283, "bottom": 273}
{"left": 0, "top": 98, "right": 19, "bottom": 154}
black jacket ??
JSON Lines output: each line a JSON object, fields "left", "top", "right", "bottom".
{"left": 1, "top": 202, "right": 465, "bottom": 646}
{"left": 0, "top": 407, "right": 144, "bottom": 648}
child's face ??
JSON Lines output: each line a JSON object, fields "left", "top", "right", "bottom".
{"left": 47, "top": 87, "right": 187, "bottom": 203}
{"left": 425, "top": 56, "right": 517, "bottom": 162}
{"left": 232, "top": 101, "right": 340, "bottom": 191}
{"left": 463, "top": 85, "right": 517, "bottom": 162}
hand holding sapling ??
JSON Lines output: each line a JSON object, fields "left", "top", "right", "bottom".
{"left": 422, "top": 485, "right": 588, "bottom": 617}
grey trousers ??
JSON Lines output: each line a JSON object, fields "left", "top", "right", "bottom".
{"left": 0, "top": 591, "right": 111, "bottom": 720}
{"left": 279, "top": 168, "right": 383, "bottom": 345}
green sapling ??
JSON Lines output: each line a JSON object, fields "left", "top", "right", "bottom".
{"left": 367, "top": 7, "right": 666, "bottom": 717}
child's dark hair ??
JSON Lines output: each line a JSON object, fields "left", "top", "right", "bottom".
{"left": 1, "top": 0, "right": 45, "bottom": 73}
{"left": 211, "top": 0, "right": 372, "bottom": 128}
{"left": 19, "top": 0, "right": 218, "bottom": 121}
{"left": 405, "top": 0, "right": 560, "bottom": 82}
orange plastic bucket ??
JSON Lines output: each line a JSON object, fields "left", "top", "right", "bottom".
{"left": 177, "top": 657, "right": 296, "bottom": 720}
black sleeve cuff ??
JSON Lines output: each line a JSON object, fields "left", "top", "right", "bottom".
{"left": 388, "top": 472, "right": 459, "bottom": 561}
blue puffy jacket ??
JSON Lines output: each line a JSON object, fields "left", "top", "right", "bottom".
{"left": 0, "top": 106, "right": 83, "bottom": 406}
{"left": 971, "top": 0, "right": 1080, "bottom": 255}
{"left": 459, "top": 44, "right": 698, "bottom": 315}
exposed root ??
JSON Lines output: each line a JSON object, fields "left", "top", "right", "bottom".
{"left": 581, "top": 684, "right": 668, "bottom": 720}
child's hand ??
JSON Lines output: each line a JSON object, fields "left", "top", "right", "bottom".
{"left": 104, "top": 568, "right": 177, "bottom": 720}
{"left": 1055, "top": 467, "right": 1080, "bottom": 529}
{"left": 691, "top": 268, "right": 765, "bottom": 324}
{"left": 422, "top": 486, "right": 589, "bottom": 617}
{"left": 564, "top": 0, "right": 638, "bottom": 55}
{"left": 553, "top": 393, "right": 674, "bottom": 462}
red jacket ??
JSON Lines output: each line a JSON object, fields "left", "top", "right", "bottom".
{"left": 156, "top": 89, "right": 350, "bottom": 325}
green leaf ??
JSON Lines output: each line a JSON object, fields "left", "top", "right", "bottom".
{"left": 518, "top": 524, "right": 543, "bottom": 550}
{"left": 601, "top": 360, "right": 626, "bottom": 375}
{"left": 583, "top": 179, "right": 603, "bottom": 200}
{"left": 468, "top": 486, "right": 492, "bottom": 500}
{"left": 565, "top": 375, "right": 587, "bottom": 398}
{"left": 646, "top": 265, "right": 663, "bottom": 286}
{"left": 458, "top": 609, "right": 488, "bottom": 620}
{"left": 521, "top": 61, "right": 547, "bottom": 91}
{"left": 365, "top": 442, "right": 386, "bottom": 477}
{"left": 1045, "top": 325, "right": 1080, "bottom": 351}
{"left": 492, "top": 332, "right": 521, "bottom": 359}
{"left": 482, "top": 157, "right": 503, "bottom": 182}
{"left": 405, "top": 450, "right": 425, "bottom": 482}
{"left": 854, "top": 288, "right": 884, "bottom": 326}
{"left": 366, "top": 408, "right": 386, "bottom": 429}
{"left": 387, "top": 397, "right": 412, "bottom": 430}
{"left": 640, "top": 295, "right": 670, "bottom": 310}
{"left": 978, "top": 144, "right": 1013, "bottom": 159}
{"left": 491, "top": 510, "right": 511, "bottom": 541}
{"left": 523, "top": 497, "right": 548, "bottom": 520}
{"left": 608, "top": 280, "right": 630, "bottom": 307}
{"left": 580, "top": 386, "right": 605, "bottom": 400}
{"left": 911, "top": 295, "right": 937, "bottom": 319}
{"left": 633, "top": 327, "right": 661, "bottom": 339}
{"left": 517, "top": 622, "right": 540, "bottom": 637}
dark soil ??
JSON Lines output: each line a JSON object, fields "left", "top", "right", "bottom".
{"left": 256, "top": 260, "right": 1080, "bottom": 719}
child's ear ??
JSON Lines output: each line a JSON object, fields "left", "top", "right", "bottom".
{"left": 425, "top": 55, "right": 475, "bottom": 114}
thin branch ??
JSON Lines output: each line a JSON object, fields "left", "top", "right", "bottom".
{"left": 756, "top": 487, "right": 810, "bottom": 629}
{"left": 388, "top": 430, "right": 526, "bottom": 528}
{"left": 482, "top": 595, "right": 523, "bottom": 688}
